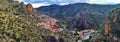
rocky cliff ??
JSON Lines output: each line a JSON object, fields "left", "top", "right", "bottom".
{"left": 104, "top": 7, "right": 120, "bottom": 42}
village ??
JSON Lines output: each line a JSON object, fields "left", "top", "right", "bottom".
{"left": 36, "top": 16, "right": 99, "bottom": 42}
{"left": 70, "top": 29, "right": 99, "bottom": 42}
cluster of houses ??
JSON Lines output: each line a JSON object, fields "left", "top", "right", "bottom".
{"left": 36, "top": 15, "right": 98, "bottom": 41}
{"left": 79, "top": 29, "right": 95, "bottom": 40}
{"left": 37, "top": 17, "right": 64, "bottom": 32}
{"left": 70, "top": 29, "right": 97, "bottom": 41}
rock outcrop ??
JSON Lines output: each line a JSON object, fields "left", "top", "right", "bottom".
{"left": 104, "top": 19, "right": 111, "bottom": 35}
{"left": 26, "top": 3, "right": 33, "bottom": 12}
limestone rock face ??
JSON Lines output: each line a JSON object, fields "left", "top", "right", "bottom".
{"left": 26, "top": 4, "right": 33, "bottom": 12}
{"left": 104, "top": 19, "right": 111, "bottom": 35}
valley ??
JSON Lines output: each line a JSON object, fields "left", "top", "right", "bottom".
{"left": 0, "top": 0, "right": 120, "bottom": 42}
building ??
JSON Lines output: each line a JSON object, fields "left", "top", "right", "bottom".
{"left": 79, "top": 29, "right": 95, "bottom": 40}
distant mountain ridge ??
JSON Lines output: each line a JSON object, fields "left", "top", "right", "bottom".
{"left": 36, "top": 3, "right": 120, "bottom": 30}
{"left": 37, "top": 3, "right": 120, "bottom": 15}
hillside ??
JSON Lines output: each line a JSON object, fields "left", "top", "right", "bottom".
{"left": 2, "top": 0, "right": 120, "bottom": 42}
{"left": 0, "top": 0, "right": 75, "bottom": 42}
{"left": 104, "top": 7, "right": 120, "bottom": 42}
{"left": 37, "top": 3, "right": 120, "bottom": 30}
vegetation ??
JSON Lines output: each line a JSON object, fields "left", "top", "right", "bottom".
{"left": 0, "top": 0, "right": 76, "bottom": 42}
{"left": 37, "top": 3, "right": 120, "bottom": 29}
{"left": 1, "top": 0, "right": 120, "bottom": 42}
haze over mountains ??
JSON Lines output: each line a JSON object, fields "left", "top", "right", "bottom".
{"left": 36, "top": 3, "right": 120, "bottom": 30}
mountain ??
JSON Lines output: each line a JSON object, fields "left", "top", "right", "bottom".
{"left": 0, "top": 0, "right": 75, "bottom": 42}
{"left": 104, "top": 7, "right": 120, "bottom": 42}
{"left": 36, "top": 3, "right": 120, "bottom": 30}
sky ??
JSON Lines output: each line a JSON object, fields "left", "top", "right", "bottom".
{"left": 18, "top": 0, "right": 120, "bottom": 8}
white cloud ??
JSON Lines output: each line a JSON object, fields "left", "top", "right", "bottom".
{"left": 17, "top": 0, "right": 24, "bottom": 2}
{"left": 59, "top": 3, "right": 69, "bottom": 5}
{"left": 31, "top": 3, "right": 50, "bottom": 8}
{"left": 87, "top": 0, "right": 120, "bottom": 4}
{"left": 115, "top": 0, "right": 120, "bottom": 3}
